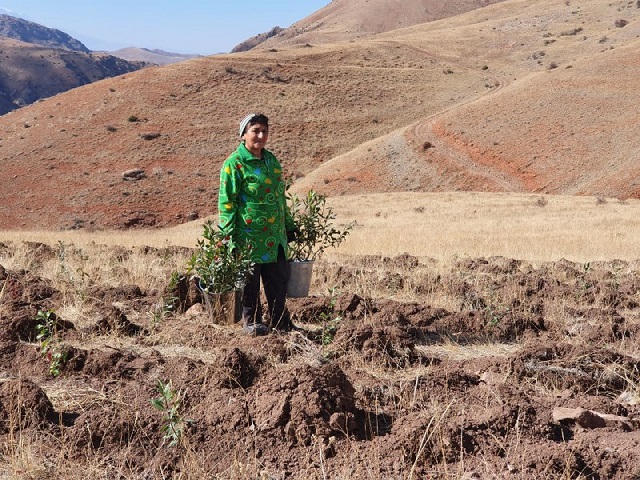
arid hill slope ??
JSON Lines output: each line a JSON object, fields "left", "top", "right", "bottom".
{"left": 0, "top": 0, "right": 639, "bottom": 231}
{"left": 236, "top": 0, "right": 507, "bottom": 50}
{"left": 295, "top": 0, "right": 640, "bottom": 197}
{"left": 0, "top": 44, "right": 482, "bottom": 230}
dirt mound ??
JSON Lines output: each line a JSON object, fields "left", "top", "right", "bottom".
{"left": 251, "top": 363, "right": 357, "bottom": 443}
{"left": 0, "top": 377, "right": 55, "bottom": 431}
{"left": 1, "top": 243, "right": 640, "bottom": 477}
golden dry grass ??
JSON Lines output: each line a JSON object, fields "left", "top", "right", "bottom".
{"left": 1, "top": 192, "right": 638, "bottom": 265}
{"left": 329, "top": 192, "right": 640, "bottom": 263}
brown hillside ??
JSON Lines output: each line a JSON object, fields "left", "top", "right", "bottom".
{"left": 253, "top": 0, "right": 508, "bottom": 49}
{"left": 296, "top": 0, "right": 640, "bottom": 197}
{"left": 0, "top": 0, "right": 639, "bottom": 231}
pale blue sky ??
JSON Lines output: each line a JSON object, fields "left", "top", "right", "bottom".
{"left": 0, "top": 1, "right": 330, "bottom": 54}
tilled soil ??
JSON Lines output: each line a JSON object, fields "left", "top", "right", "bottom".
{"left": 0, "top": 244, "right": 639, "bottom": 478}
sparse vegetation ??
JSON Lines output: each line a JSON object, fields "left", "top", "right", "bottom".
{"left": 536, "top": 196, "right": 549, "bottom": 207}
{"left": 35, "top": 309, "right": 68, "bottom": 377}
{"left": 150, "top": 379, "right": 189, "bottom": 447}
{"left": 287, "top": 189, "right": 353, "bottom": 262}
{"left": 318, "top": 287, "right": 342, "bottom": 351}
{"left": 139, "top": 132, "right": 161, "bottom": 140}
{"left": 560, "top": 27, "right": 583, "bottom": 36}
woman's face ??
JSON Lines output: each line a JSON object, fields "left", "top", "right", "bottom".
{"left": 242, "top": 122, "right": 269, "bottom": 156}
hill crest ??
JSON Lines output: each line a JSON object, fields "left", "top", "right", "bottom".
{"left": 0, "top": 13, "right": 89, "bottom": 52}
{"left": 233, "top": 0, "right": 508, "bottom": 50}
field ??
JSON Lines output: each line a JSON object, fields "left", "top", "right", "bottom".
{"left": 2, "top": 0, "right": 640, "bottom": 476}
{"left": 1, "top": 192, "right": 639, "bottom": 479}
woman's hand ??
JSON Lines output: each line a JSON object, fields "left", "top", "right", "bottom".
{"left": 286, "top": 228, "right": 300, "bottom": 243}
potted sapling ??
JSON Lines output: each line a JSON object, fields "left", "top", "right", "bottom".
{"left": 187, "top": 220, "right": 253, "bottom": 323}
{"left": 286, "top": 189, "right": 353, "bottom": 297}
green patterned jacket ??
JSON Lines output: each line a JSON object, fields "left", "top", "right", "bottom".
{"left": 218, "top": 143, "right": 295, "bottom": 263}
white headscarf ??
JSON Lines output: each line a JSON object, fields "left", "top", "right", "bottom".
{"left": 239, "top": 113, "right": 257, "bottom": 138}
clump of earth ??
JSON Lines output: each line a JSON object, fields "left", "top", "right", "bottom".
{"left": 0, "top": 243, "right": 639, "bottom": 478}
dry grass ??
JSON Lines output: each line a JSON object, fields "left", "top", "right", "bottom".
{"left": 415, "top": 341, "right": 521, "bottom": 361}
{"left": 328, "top": 192, "right": 640, "bottom": 263}
{"left": 2, "top": 191, "right": 639, "bottom": 267}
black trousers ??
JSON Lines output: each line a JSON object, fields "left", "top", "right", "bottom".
{"left": 242, "top": 246, "right": 292, "bottom": 329}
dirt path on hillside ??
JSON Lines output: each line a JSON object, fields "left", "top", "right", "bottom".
{"left": 405, "top": 44, "right": 525, "bottom": 192}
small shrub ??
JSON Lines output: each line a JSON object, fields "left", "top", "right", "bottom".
{"left": 287, "top": 189, "right": 354, "bottom": 261}
{"left": 106, "top": 125, "right": 117, "bottom": 132}
{"left": 187, "top": 221, "right": 253, "bottom": 294}
{"left": 127, "top": 115, "right": 139, "bottom": 122}
{"left": 560, "top": 27, "right": 583, "bottom": 36}
{"left": 140, "top": 132, "right": 161, "bottom": 140}
{"left": 35, "top": 310, "right": 69, "bottom": 377}
{"left": 318, "top": 288, "right": 343, "bottom": 352}
{"left": 151, "top": 380, "right": 190, "bottom": 447}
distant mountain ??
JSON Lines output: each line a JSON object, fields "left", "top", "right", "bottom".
{"left": 0, "top": 13, "right": 89, "bottom": 52}
{"left": 0, "top": 14, "right": 148, "bottom": 115}
{"left": 110, "top": 47, "right": 203, "bottom": 66}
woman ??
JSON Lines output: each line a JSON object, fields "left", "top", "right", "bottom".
{"left": 218, "top": 113, "right": 297, "bottom": 335}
